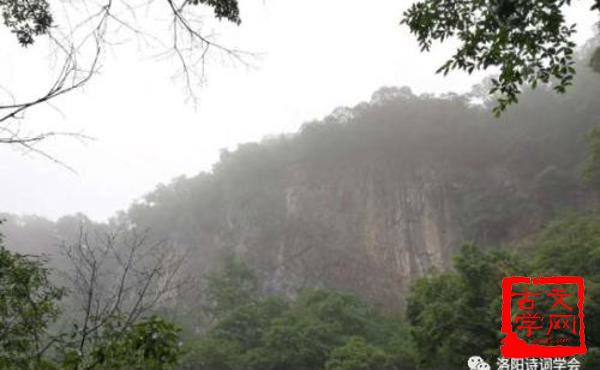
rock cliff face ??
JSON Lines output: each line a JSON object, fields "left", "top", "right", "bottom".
{"left": 191, "top": 151, "right": 539, "bottom": 309}
{"left": 194, "top": 157, "right": 549, "bottom": 309}
{"left": 124, "top": 86, "right": 599, "bottom": 308}
{"left": 250, "top": 163, "right": 461, "bottom": 308}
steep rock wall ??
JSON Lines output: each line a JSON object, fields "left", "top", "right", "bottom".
{"left": 213, "top": 161, "right": 468, "bottom": 308}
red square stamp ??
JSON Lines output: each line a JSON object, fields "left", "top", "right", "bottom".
{"left": 500, "top": 276, "right": 586, "bottom": 358}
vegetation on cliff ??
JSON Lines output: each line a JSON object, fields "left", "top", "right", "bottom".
{"left": 3, "top": 41, "right": 600, "bottom": 370}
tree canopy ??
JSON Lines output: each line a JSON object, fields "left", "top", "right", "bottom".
{"left": 181, "top": 257, "right": 416, "bottom": 370}
{"left": 0, "top": 0, "right": 240, "bottom": 46}
{"left": 0, "top": 223, "right": 184, "bottom": 370}
{"left": 402, "top": 0, "right": 600, "bottom": 115}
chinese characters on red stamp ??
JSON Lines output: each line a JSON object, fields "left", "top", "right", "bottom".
{"left": 500, "top": 276, "right": 586, "bottom": 358}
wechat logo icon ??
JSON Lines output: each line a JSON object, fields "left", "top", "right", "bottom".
{"left": 468, "top": 356, "right": 490, "bottom": 370}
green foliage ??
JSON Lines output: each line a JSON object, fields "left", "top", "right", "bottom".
{"left": 401, "top": 0, "right": 593, "bottom": 115}
{"left": 257, "top": 290, "right": 377, "bottom": 370}
{"left": 0, "top": 226, "right": 183, "bottom": 370}
{"left": 325, "top": 337, "right": 390, "bottom": 370}
{"left": 128, "top": 70, "right": 600, "bottom": 275}
{"left": 203, "top": 254, "right": 259, "bottom": 318}
{"left": 407, "top": 244, "right": 524, "bottom": 369}
{"left": 89, "top": 316, "right": 182, "bottom": 370}
{"left": 591, "top": 46, "right": 600, "bottom": 73}
{"left": 0, "top": 0, "right": 239, "bottom": 46}
{"left": 181, "top": 336, "right": 243, "bottom": 370}
{"left": 186, "top": 258, "right": 416, "bottom": 370}
{"left": 532, "top": 212, "right": 600, "bottom": 279}
{"left": 0, "top": 233, "right": 64, "bottom": 370}
{"left": 581, "top": 346, "right": 600, "bottom": 368}
{"left": 531, "top": 212, "right": 600, "bottom": 350}
{"left": 291, "top": 289, "right": 376, "bottom": 339}
{"left": 582, "top": 127, "right": 600, "bottom": 186}
{"left": 408, "top": 214, "right": 600, "bottom": 368}
{"left": 211, "top": 296, "right": 289, "bottom": 351}
{"left": 194, "top": 0, "right": 240, "bottom": 24}
{"left": 0, "top": 0, "right": 53, "bottom": 46}
{"left": 459, "top": 187, "right": 538, "bottom": 243}
{"left": 6, "top": 45, "right": 600, "bottom": 369}
{"left": 61, "top": 315, "right": 183, "bottom": 370}
{"left": 122, "top": 75, "right": 600, "bottom": 369}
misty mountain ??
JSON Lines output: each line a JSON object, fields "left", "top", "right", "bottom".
{"left": 4, "top": 60, "right": 600, "bottom": 308}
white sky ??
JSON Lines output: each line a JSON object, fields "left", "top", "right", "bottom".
{"left": 0, "top": 0, "right": 597, "bottom": 222}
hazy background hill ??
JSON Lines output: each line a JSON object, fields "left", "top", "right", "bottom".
{"left": 4, "top": 52, "right": 600, "bottom": 310}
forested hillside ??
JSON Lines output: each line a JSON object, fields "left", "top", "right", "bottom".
{"left": 4, "top": 0, "right": 600, "bottom": 367}
{"left": 4, "top": 46, "right": 600, "bottom": 369}
{"left": 4, "top": 51, "right": 600, "bottom": 310}
{"left": 125, "top": 55, "right": 600, "bottom": 308}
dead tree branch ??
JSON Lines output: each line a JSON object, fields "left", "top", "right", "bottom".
{"left": 1, "top": 0, "right": 251, "bottom": 166}
{"left": 59, "top": 223, "right": 188, "bottom": 361}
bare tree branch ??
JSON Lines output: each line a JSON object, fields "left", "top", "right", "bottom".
{"left": 1, "top": 0, "right": 252, "bottom": 167}
{"left": 59, "top": 222, "right": 188, "bottom": 365}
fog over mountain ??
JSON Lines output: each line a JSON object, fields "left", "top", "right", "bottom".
{"left": 4, "top": 45, "right": 600, "bottom": 308}
{"left": 3, "top": 2, "right": 600, "bottom": 370}
{"left": 0, "top": 1, "right": 595, "bottom": 221}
